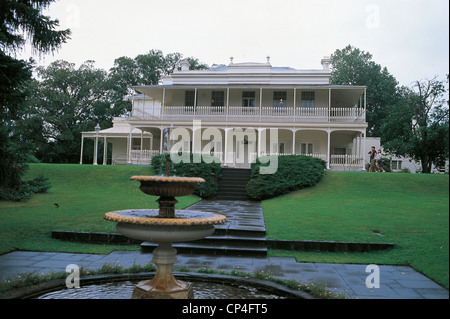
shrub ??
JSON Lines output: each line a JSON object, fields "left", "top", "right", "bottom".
{"left": 151, "top": 153, "right": 222, "bottom": 199}
{"left": 0, "top": 175, "right": 51, "bottom": 201}
{"left": 246, "top": 155, "right": 326, "bottom": 200}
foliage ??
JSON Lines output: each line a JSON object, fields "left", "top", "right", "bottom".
{"left": 330, "top": 45, "right": 399, "bottom": 137}
{"left": 246, "top": 155, "right": 326, "bottom": 200}
{"left": 151, "top": 153, "right": 221, "bottom": 199}
{"left": 107, "top": 51, "right": 209, "bottom": 117}
{"left": 28, "top": 60, "right": 112, "bottom": 163}
{"left": 0, "top": 0, "right": 69, "bottom": 200}
{"left": 381, "top": 77, "right": 449, "bottom": 173}
{"left": 0, "top": 0, "right": 70, "bottom": 55}
{"left": 18, "top": 50, "right": 210, "bottom": 164}
{"left": 0, "top": 174, "right": 50, "bottom": 202}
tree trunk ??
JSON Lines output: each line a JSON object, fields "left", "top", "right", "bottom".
{"left": 421, "top": 157, "right": 432, "bottom": 173}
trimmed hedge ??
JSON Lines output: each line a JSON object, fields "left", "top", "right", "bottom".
{"left": 246, "top": 155, "right": 326, "bottom": 200}
{"left": 151, "top": 153, "right": 222, "bottom": 199}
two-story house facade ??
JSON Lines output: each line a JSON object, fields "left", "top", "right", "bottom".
{"left": 81, "top": 56, "right": 369, "bottom": 170}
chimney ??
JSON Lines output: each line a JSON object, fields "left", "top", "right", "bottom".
{"left": 321, "top": 56, "right": 331, "bottom": 71}
{"left": 180, "top": 59, "right": 190, "bottom": 71}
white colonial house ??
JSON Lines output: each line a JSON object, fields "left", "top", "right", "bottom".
{"left": 81, "top": 56, "right": 373, "bottom": 170}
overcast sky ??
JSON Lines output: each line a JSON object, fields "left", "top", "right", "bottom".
{"left": 20, "top": 0, "right": 449, "bottom": 87}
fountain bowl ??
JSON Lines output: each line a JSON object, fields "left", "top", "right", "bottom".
{"left": 104, "top": 209, "right": 226, "bottom": 243}
{"left": 130, "top": 175, "right": 205, "bottom": 197}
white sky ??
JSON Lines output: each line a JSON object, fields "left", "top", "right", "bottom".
{"left": 19, "top": 0, "right": 450, "bottom": 87}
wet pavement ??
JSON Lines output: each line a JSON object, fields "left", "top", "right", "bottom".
{"left": 187, "top": 200, "right": 266, "bottom": 234}
{"left": 0, "top": 250, "right": 448, "bottom": 299}
{"left": 0, "top": 200, "right": 448, "bottom": 299}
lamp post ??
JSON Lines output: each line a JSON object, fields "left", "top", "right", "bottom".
{"left": 94, "top": 123, "right": 100, "bottom": 165}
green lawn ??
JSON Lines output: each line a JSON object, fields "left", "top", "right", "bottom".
{"left": 263, "top": 171, "right": 449, "bottom": 288}
{"left": 0, "top": 164, "right": 201, "bottom": 254}
{"left": 0, "top": 164, "right": 448, "bottom": 289}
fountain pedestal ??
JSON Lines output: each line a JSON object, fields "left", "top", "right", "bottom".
{"left": 104, "top": 175, "right": 226, "bottom": 299}
{"left": 132, "top": 242, "right": 193, "bottom": 299}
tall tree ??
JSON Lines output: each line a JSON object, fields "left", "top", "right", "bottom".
{"left": 30, "top": 60, "right": 110, "bottom": 163}
{"left": 0, "top": 0, "right": 70, "bottom": 200}
{"left": 107, "top": 50, "right": 209, "bottom": 116}
{"left": 381, "top": 77, "right": 449, "bottom": 173}
{"left": 331, "top": 45, "right": 399, "bottom": 137}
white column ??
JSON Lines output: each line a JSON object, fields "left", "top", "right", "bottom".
{"left": 127, "top": 127, "right": 133, "bottom": 164}
{"left": 160, "top": 127, "right": 164, "bottom": 154}
{"left": 224, "top": 128, "right": 230, "bottom": 166}
{"left": 363, "top": 129, "right": 367, "bottom": 170}
{"left": 194, "top": 88, "right": 198, "bottom": 109}
{"left": 161, "top": 88, "right": 166, "bottom": 119}
{"left": 364, "top": 88, "right": 367, "bottom": 120}
{"left": 79, "top": 136, "right": 84, "bottom": 164}
{"left": 103, "top": 136, "right": 107, "bottom": 165}
{"left": 292, "top": 129, "right": 296, "bottom": 155}
{"left": 226, "top": 87, "right": 230, "bottom": 121}
{"left": 259, "top": 88, "right": 263, "bottom": 121}
{"left": 293, "top": 88, "right": 296, "bottom": 122}
{"left": 328, "top": 88, "right": 331, "bottom": 123}
{"left": 257, "top": 128, "right": 262, "bottom": 157}
{"left": 93, "top": 135, "right": 98, "bottom": 165}
{"left": 359, "top": 131, "right": 363, "bottom": 170}
{"left": 326, "top": 130, "right": 331, "bottom": 169}
{"left": 192, "top": 120, "right": 202, "bottom": 156}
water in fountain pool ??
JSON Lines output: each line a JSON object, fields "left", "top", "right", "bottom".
{"left": 36, "top": 280, "right": 288, "bottom": 299}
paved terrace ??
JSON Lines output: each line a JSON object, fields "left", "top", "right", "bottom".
{"left": 0, "top": 200, "right": 448, "bottom": 299}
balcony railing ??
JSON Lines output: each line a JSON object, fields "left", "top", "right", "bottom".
{"left": 156, "top": 106, "right": 365, "bottom": 123}
{"left": 128, "top": 150, "right": 364, "bottom": 170}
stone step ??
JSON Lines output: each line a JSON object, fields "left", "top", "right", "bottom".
{"left": 141, "top": 242, "right": 267, "bottom": 257}
{"left": 140, "top": 235, "right": 267, "bottom": 257}
{"left": 216, "top": 168, "right": 252, "bottom": 200}
{"left": 141, "top": 226, "right": 268, "bottom": 257}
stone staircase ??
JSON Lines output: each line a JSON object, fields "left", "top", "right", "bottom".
{"left": 141, "top": 198, "right": 268, "bottom": 257}
{"left": 214, "top": 168, "right": 252, "bottom": 200}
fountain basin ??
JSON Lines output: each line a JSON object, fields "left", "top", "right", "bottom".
{"left": 130, "top": 176, "right": 205, "bottom": 197}
{"left": 104, "top": 209, "right": 226, "bottom": 242}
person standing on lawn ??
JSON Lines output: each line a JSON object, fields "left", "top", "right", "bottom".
{"left": 376, "top": 149, "right": 385, "bottom": 172}
{"left": 369, "top": 146, "right": 378, "bottom": 172}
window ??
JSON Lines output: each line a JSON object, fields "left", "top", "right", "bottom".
{"left": 301, "top": 143, "right": 313, "bottom": 155}
{"left": 185, "top": 90, "right": 195, "bottom": 106}
{"left": 392, "top": 160, "right": 402, "bottom": 171}
{"left": 242, "top": 91, "right": 255, "bottom": 108}
{"left": 211, "top": 91, "right": 224, "bottom": 106}
{"left": 301, "top": 91, "right": 315, "bottom": 108}
{"left": 273, "top": 91, "right": 287, "bottom": 107}
{"left": 333, "top": 148, "right": 346, "bottom": 155}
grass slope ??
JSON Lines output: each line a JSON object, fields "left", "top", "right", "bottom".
{"left": 263, "top": 171, "right": 449, "bottom": 288}
{"left": 0, "top": 164, "right": 200, "bottom": 255}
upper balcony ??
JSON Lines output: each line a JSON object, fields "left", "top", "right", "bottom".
{"left": 130, "top": 85, "right": 367, "bottom": 125}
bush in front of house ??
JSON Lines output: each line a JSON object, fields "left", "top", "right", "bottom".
{"left": 151, "top": 153, "right": 222, "bottom": 199}
{"left": 246, "top": 155, "right": 326, "bottom": 200}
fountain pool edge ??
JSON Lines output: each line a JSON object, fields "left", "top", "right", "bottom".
{"left": 1, "top": 272, "right": 315, "bottom": 299}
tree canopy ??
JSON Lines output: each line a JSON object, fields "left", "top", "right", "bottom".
{"left": 331, "top": 45, "right": 399, "bottom": 137}
{"left": 381, "top": 77, "right": 449, "bottom": 173}
{"left": 1, "top": 0, "right": 70, "bottom": 200}
{"left": 22, "top": 50, "right": 209, "bottom": 164}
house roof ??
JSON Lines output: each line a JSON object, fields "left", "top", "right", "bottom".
{"left": 81, "top": 120, "right": 152, "bottom": 138}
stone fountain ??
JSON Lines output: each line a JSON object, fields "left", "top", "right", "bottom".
{"left": 104, "top": 168, "right": 226, "bottom": 299}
